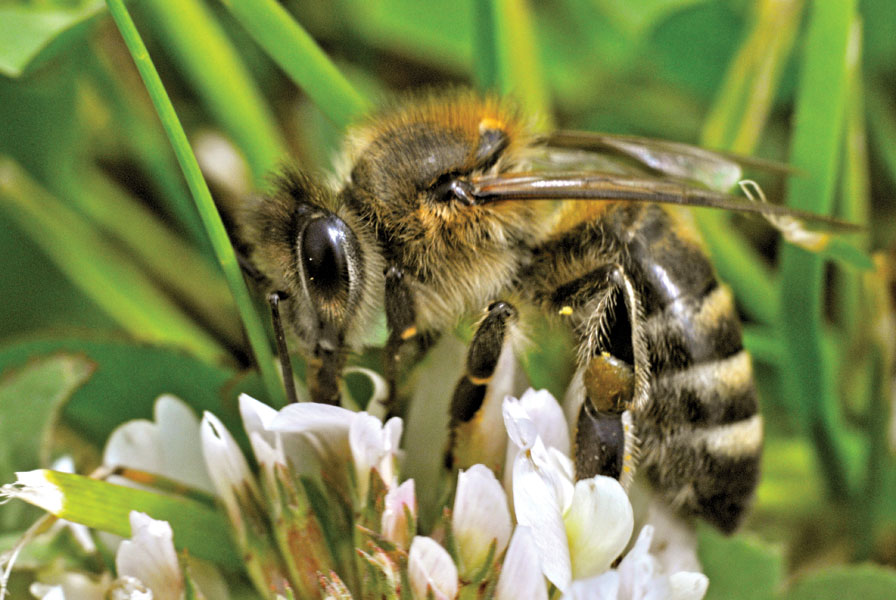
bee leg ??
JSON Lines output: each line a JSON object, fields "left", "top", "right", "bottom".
{"left": 575, "top": 354, "right": 639, "bottom": 488}
{"left": 267, "top": 291, "right": 299, "bottom": 404}
{"left": 384, "top": 265, "right": 419, "bottom": 410}
{"left": 575, "top": 265, "right": 649, "bottom": 490}
{"left": 446, "top": 301, "right": 519, "bottom": 470}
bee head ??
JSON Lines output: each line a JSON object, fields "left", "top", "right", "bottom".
{"left": 243, "top": 168, "right": 375, "bottom": 356}
{"left": 346, "top": 93, "right": 522, "bottom": 216}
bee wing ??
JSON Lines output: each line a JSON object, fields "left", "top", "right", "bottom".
{"left": 470, "top": 171, "right": 861, "bottom": 231}
{"left": 541, "top": 130, "right": 796, "bottom": 192}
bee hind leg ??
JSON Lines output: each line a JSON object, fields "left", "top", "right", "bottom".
{"left": 574, "top": 265, "right": 649, "bottom": 490}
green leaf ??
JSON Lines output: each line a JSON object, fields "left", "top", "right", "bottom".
{"left": 785, "top": 565, "right": 896, "bottom": 600}
{"left": 698, "top": 524, "right": 784, "bottom": 600}
{"left": 0, "top": 354, "right": 95, "bottom": 529}
{"left": 487, "top": 0, "right": 552, "bottom": 126}
{"left": 11, "top": 469, "right": 240, "bottom": 569}
{"left": 0, "top": 337, "right": 240, "bottom": 443}
{"left": 0, "top": 1, "right": 105, "bottom": 78}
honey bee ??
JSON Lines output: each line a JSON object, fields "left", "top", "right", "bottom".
{"left": 237, "top": 90, "right": 849, "bottom": 533}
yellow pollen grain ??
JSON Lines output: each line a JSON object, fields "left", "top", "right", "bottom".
{"left": 468, "top": 374, "right": 491, "bottom": 385}
{"left": 400, "top": 326, "right": 418, "bottom": 340}
{"left": 559, "top": 306, "right": 573, "bottom": 316}
{"left": 479, "top": 117, "right": 505, "bottom": 132}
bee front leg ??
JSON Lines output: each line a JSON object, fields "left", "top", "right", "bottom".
{"left": 446, "top": 301, "right": 521, "bottom": 471}
{"left": 268, "top": 291, "right": 299, "bottom": 404}
{"left": 384, "top": 265, "right": 419, "bottom": 411}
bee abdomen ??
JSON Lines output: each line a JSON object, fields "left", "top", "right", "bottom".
{"left": 641, "top": 414, "right": 762, "bottom": 533}
{"left": 615, "top": 205, "right": 762, "bottom": 531}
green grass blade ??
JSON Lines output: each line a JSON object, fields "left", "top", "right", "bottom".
{"left": 7, "top": 469, "right": 240, "bottom": 568}
{"left": 85, "top": 50, "right": 207, "bottom": 244}
{"left": 487, "top": 0, "right": 552, "bottom": 125}
{"left": 778, "top": 2, "right": 858, "bottom": 500}
{"left": 702, "top": 0, "right": 804, "bottom": 152}
{"left": 141, "top": 0, "right": 288, "bottom": 183}
{"left": 219, "top": 0, "right": 370, "bottom": 128}
{"left": 697, "top": 0, "right": 805, "bottom": 326}
{"left": 105, "top": 0, "right": 286, "bottom": 406}
{"left": 72, "top": 169, "right": 244, "bottom": 347}
{"left": 471, "top": 0, "right": 498, "bottom": 92}
{"left": 866, "top": 83, "right": 896, "bottom": 195}
{"left": 0, "top": 158, "right": 228, "bottom": 365}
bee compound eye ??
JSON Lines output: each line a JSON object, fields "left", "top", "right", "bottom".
{"left": 299, "top": 216, "right": 352, "bottom": 300}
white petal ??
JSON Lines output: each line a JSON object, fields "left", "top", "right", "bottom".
{"left": 564, "top": 476, "right": 634, "bottom": 579}
{"left": 617, "top": 525, "right": 657, "bottom": 600}
{"left": 154, "top": 395, "right": 214, "bottom": 493}
{"left": 349, "top": 412, "right": 402, "bottom": 499}
{"left": 503, "top": 388, "right": 569, "bottom": 495}
{"left": 512, "top": 447, "right": 571, "bottom": 591}
{"left": 199, "top": 412, "right": 258, "bottom": 522}
{"left": 452, "top": 465, "right": 512, "bottom": 578}
{"left": 642, "top": 496, "right": 702, "bottom": 575}
{"left": 103, "top": 420, "right": 160, "bottom": 474}
{"left": 270, "top": 402, "right": 356, "bottom": 435}
{"left": 408, "top": 536, "right": 458, "bottom": 600}
{"left": 29, "top": 573, "right": 109, "bottom": 600}
{"left": 667, "top": 572, "right": 709, "bottom": 600}
{"left": 270, "top": 402, "right": 354, "bottom": 464}
{"left": 561, "top": 571, "right": 620, "bottom": 600}
{"left": 494, "top": 526, "right": 548, "bottom": 600}
{"left": 239, "top": 393, "right": 279, "bottom": 444}
{"left": 381, "top": 479, "right": 416, "bottom": 547}
{"left": 502, "top": 396, "right": 539, "bottom": 451}
{"left": 4, "top": 470, "right": 63, "bottom": 514}
{"left": 103, "top": 395, "right": 214, "bottom": 494}
{"left": 116, "top": 512, "right": 183, "bottom": 600}
{"left": 518, "top": 389, "right": 570, "bottom": 456}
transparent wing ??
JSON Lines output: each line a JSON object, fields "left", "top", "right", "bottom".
{"left": 539, "top": 130, "right": 796, "bottom": 192}
{"left": 470, "top": 171, "right": 861, "bottom": 231}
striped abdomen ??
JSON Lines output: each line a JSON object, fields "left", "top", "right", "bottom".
{"left": 524, "top": 202, "right": 761, "bottom": 532}
{"left": 608, "top": 203, "right": 761, "bottom": 532}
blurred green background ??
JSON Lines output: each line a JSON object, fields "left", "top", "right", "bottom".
{"left": 1, "top": 0, "right": 895, "bottom": 597}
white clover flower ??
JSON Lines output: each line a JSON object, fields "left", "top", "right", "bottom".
{"left": 29, "top": 512, "right": 185, "bottom": 600}
{"left": 104, "top": 395, "right": 215, "bottom": 494}
{"left": 408, "top": 536, "right": 459, "bottom": 600}
{"left": 381, "top": 478, "right": 416, "bottom": 548}
{"left": 494, "top": 526, "right": 548, "bottom": 600}
{"left": 452, "top": 464, "right": 512, "bottom": 579}
{"left": 115, "top": 512, "right": 183, "bottom": 600}
{"left": 269, "top": 400, "right": 403, "bottom": 502}
{"left": 503, "top": 391, "right": 633, "bottom": 591}
{"left": 561, "top": 526, "right": 708, "bottom": 600}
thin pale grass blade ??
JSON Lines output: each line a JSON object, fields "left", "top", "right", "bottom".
{"left": 778, "top": 3, "right": 860, "bottom": 500}
{"left": 2, "top": 469, "right": 240, "bottom": 568}
{"left": 218, "top": 0, "right": 370, "bottom": 128}
{"left": 0, "top": 158, "right": 228, "bottom": 365}
{"left": 141, "top": 0, "right": 288, "bottom": 183}
{"left": 105, "top": 0, "right": 286, "bottom": 405}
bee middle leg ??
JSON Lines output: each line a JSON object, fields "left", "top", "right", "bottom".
{"left": 446, "top": 300, "right": 520, "bottom": 471}
{"left": 573, "top": 265, "right": 649, "bottom": 489}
